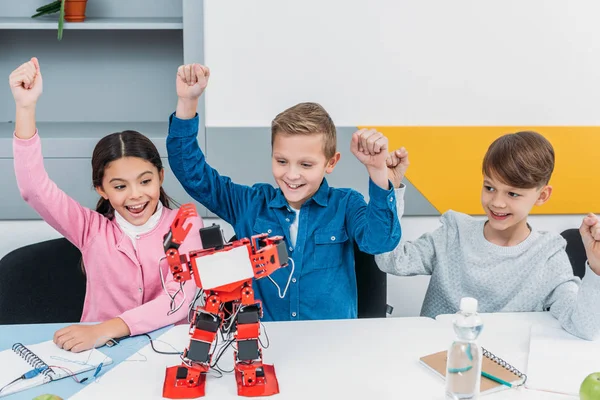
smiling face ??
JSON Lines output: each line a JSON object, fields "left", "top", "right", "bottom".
{"left": 481, "top": 173, "right": 552, "bottom": 245}
{"left": 271, "top": 132, "right": 340, "bottom": 209}
{"left": 95, "top": 156, "right": 164, "bottom": 226}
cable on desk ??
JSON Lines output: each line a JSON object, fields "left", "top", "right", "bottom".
{"left": 142, "top": 334, "right": 182, "bottom": 355}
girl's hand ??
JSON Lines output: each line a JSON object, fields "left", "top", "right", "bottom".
{"left": 53, "top": 324, "right": 105, "bottom": 353}
{"left": 9, "top": 57, "right": 43, "bottom": 109}
{"left": 53, "top": 318, "right": 130, "bottom": 353}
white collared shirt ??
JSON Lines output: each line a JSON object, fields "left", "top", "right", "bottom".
{"left": 115, "top": 201, "right": 164, "bottom": 249}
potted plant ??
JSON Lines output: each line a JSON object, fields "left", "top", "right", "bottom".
{"left": 31, "top": 0, "right": 88, "bottom": 40}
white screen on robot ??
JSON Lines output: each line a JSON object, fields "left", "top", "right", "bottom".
{"left": 192, "top": 245, "right": 256, "bottom": 289}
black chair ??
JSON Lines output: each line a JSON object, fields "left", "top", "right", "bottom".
{"left": 560, "top": 228, "right": 587, "bottom": 279}
{"left": 230, "top": 235, "right": 388, "bottom": 318}
{"left": 353, "top": 243, "right": 388, "bottom": 318}
{"left": 0, "top": 238, "right": 86, "bottom": 324}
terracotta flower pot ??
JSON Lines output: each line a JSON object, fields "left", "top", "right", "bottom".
{"left": 64, "top": 0, "right": 88, "bottom": 22}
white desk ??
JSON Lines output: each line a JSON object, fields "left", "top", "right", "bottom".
{"left": 71, "top": 314, "right": 577, "bottom": 399}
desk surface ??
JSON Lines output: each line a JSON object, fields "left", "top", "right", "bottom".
{"left": 0, "top": 315, "right": 579, "bottom": 400}
{"left": 69, "top": 313, "right": 577, "bottom": 400}
{"left": 0, "top": 323, "right": 170, "bottom": 400}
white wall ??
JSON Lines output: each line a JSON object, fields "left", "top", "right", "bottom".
{"left": 0, "top": 214, "right": 585, "bottom": 317}
{"left": 204, "top": 0, "right": 600, "bottom": 127}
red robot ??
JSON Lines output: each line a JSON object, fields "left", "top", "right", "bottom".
{"left": 161, "top": 204, "right": 289, "bottom": 398}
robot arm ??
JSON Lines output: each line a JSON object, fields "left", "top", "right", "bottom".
{"left": 162, "top": 203, "right": 198, "bottom": 283}
{"left": 249, "top": 234, "right": 289, "bottom": 279}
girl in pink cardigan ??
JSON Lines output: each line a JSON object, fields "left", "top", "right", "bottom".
{"left": 9, "top": 57, "right": 204, "bottom": 352}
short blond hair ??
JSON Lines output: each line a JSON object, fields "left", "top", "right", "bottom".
{"left": 271, "top": 102, "right": 336, "bottom": 159}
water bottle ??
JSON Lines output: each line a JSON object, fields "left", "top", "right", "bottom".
{"left": 445, "top": 297, "right": 484, "bottom": 400}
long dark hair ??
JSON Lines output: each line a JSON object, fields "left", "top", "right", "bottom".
{"left": 92, "top": 130, "right": 174, "bottom": 219}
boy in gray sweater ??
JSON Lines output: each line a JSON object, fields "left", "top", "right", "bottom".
{"left": 376, "top": 131, "right": 600, "bottom": 340}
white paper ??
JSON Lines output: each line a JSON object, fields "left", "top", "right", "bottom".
{"left": 526, "top": 325, "right": 600, "bottom": 396}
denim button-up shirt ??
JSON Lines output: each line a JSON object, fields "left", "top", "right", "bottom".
{"left": 167, "top": 113, "right": 401, "bottom": 321}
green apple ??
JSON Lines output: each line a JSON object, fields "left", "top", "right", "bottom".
{"left": 580, "top": 373, "right": 600, "bottom": 400}
{"left": 32, "top": 395, "right": 63, "bottom": 400}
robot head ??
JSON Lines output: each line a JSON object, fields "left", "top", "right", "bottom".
{"left": 200, "top": 224, "right": 226, "bottom": 249}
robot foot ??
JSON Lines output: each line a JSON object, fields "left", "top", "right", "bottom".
{"left": 235, "top": 364, "right": 279, "bottom": 397}
{"left": 163, "top": 365, "right": 207, "bottom": 399}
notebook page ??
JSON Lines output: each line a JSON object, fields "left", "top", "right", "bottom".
{"left": 28, "top": 340, "right": 112, "bottom": 378}
{"left": 526, "top": 325, "right": 600, "bottom": 396}
{"left": 0, "top": 341, "right": 112, "bottom": 398}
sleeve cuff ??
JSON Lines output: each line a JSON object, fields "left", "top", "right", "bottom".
{"left": 368, "top": 178, "right": 396, "bottom": 210}
{"left": 394, "top": 184, "right": 406, "bottom": 197}
{"left": 168, "top": 112, "right": 200, "bottom": 138}
{"left": 13, "top": 130, "right": 40, "bottom": 147}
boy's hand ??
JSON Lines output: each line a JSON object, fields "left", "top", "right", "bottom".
{"left": 580, "top": 213, "right": 600, "bottom": 275}
{"left": 9, "top": 57, "right": 43, "bottom": 109}
{"left": 386, "top": 147, "right": 409, "bottom": 189}
{"left": 351, "top": 129, "right": 390, "bottom": 189}
{"left": 176, "top": 63, "right": 209, "bottom": 100}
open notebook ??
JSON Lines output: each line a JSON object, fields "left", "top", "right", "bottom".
{"left": 526, "top": 324, "right": 600, "bottom": 396}
{"left": 0, "top": 340, "right": 112, "bottom": 398}
{"left": 420, "top": 348, "right": 526, "bottom": 395}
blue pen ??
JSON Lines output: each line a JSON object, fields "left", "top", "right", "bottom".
{"left": 482, "top": 371, "right": 512, "bottom": 388}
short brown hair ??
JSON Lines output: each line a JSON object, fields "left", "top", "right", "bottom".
{"left": 482, "top": 131, "right": 555, "bottom": 188}
{"left": 271, "top": 102, "right": 337, "bottom": 159}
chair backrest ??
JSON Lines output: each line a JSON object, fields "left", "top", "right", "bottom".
{"left": 0, "top": 238, "right": 86, "bottom": 324}
{"left": 229, "top": 235, "right": 387, "bottom": 318}
{"left": 560, "top": 228, "right": 587, "bottom": 279}
{"left": 353, "top": 243, "right": 388, "bottom": 318}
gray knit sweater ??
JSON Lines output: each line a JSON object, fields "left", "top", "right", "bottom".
{"left": 376, "top": 187, "right": 600, "bottom": 340}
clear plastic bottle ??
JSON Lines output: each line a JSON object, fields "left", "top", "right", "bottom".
{"left": 445, "top": 297, "right": 484, "bottom": 400}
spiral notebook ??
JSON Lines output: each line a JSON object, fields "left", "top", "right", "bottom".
{"left": 419, "top": 347, "right": 526, "bottom": 395}
{"left": 0, "top": 340, "right": 112, "bottom": 398}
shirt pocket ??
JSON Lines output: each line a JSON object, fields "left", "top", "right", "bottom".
{"left": 311, "top": 228, "right": 349, "bottom": 271}
{"left": 252, "top": 217, "right": 285, "bottom": 238}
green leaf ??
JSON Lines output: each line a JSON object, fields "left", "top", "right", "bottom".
{"left": 31, "top": 6, "right": 60, "bottom": 18}
{"left": 57, "top": 0, "right": 65, "bottom": 41}
{"left": 36, "top": 0, "right": 61, "bottom": 12}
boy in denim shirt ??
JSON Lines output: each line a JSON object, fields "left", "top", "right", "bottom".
{"left": 167, "top": 63, "right": 401, "bottom": 321}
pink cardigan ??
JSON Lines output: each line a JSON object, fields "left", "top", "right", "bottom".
{"left": 13, "top": 133, "right": 204, "bottom": 336}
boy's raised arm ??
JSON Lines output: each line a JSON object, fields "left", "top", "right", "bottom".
{"left": 167, "top": 63, "right": 255, "bottom": 226}
{"left": 344, "top": 130, "right": 400, "bottom": 254}
{"left": 374, "top": 146, "right": 450, "bottom": 276}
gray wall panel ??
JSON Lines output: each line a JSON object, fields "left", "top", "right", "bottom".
{"left": 0, "top": 30, "right": 182, "bottom": 123}
{"left": 0, "top": 122, "right": 171, "bottom": 159}
{"left": 0, "top": 158, "right": 97, "bottom": 220}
